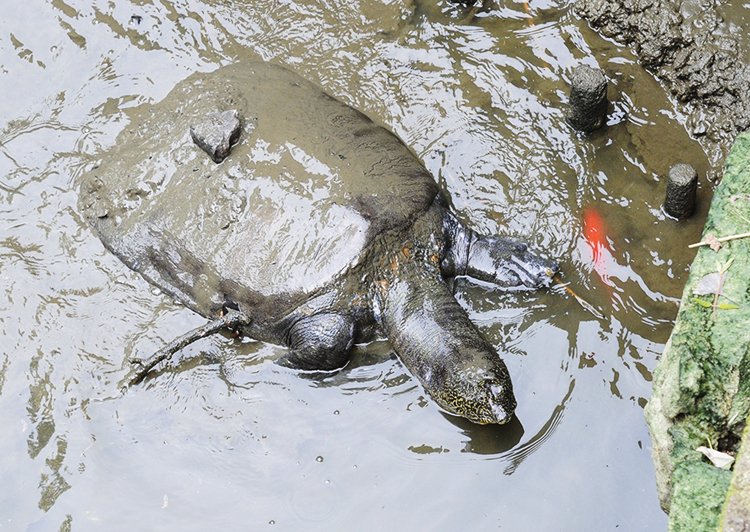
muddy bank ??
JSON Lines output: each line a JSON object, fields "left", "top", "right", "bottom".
{"left": 575, "top": 0, "right": 750, "bottom": 173}
{"left": 644, "top": 131, "right": 750, "bottom": 530}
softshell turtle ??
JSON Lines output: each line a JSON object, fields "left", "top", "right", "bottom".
{"left": 79, "top": 62, "right": 558, "bottom": 425}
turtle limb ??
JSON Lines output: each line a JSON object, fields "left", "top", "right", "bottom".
{"left": 278, "top": 313, "right": 355, "bottom": 371}
{"left": 129, "top": 309, "right": 251, "bottom": 386}
{"left": 464, "top": 235, "right": 557, "bottom": 289}
{"left": 441, "top": 213, "right": 557, "bottom": 290}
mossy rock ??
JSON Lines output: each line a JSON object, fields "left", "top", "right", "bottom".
{"left": 645, "top": 131, "right": 750, "bottom": 530}
{"left": 721, "top": 414, "right": 750, "bottom": 530}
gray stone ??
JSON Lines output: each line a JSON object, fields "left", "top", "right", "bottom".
{"left": 566, "top": 64, "right": 608, "bottom": 133}
{"left": 664, "top": 163, "right": 698, "bottom": 219}
{"left": 190, "top": 109, "right": 241, "bottom": 164}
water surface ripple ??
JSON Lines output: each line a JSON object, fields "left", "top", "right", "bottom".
{"left": 1, "top": 0, "right": 713, "bottom": 529}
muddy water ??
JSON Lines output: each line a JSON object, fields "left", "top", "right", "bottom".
{"left": 1, "top": 0, "right": 712, "bottom": 529}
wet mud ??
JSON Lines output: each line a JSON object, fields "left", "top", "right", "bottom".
{"left": 575, "top": 0, "right": 750, "bottom": 172}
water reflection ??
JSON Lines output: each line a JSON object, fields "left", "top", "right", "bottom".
{"left": 0, "top": 0, "right": 723, "bottom": 528}
{"left": 443, "top": 412, "right": 525, "bottom": 454}
{"left": 471, "top": 378, "right": 572, "bottom": 468}
{"left": 489, "top": 379, "right": 572, "bottom": 473}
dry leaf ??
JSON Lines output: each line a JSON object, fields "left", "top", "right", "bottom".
{"left": 704, "top": 234, "right": 722, "bottom": 251}
{"left": 696, "top": 446, "right": 735, "bottom": 469}
{"left": 729, "top": 193, "right": 750, "bottom": 204}
{"left": 693, "top": 272, "right": 724, "bottom": 296}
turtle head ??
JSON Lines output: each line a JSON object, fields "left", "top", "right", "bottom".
{"left": 430, "top": 346, "right": 517, "bottom": 425}
{"left": 467, "top": 236, "right": 558, "bottom": 290}
{"left": 379, "top": 260, "right": 520, "bottom": 426}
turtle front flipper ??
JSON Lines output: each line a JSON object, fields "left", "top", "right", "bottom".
{"left": 278, "top": 313, "right": 355, "bottom": 371}
{"left": 465, "top": 236, "right": 558, "bottom": 290}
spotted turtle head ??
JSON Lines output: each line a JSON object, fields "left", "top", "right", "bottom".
{"left": 426, "top": 344, "right": 517, "bottom": 425}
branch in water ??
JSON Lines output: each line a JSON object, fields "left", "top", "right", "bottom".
{"left": 128, "top": 309, "right": 251, "bottom": 386}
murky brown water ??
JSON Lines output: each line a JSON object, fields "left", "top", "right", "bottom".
{"left": 1, "top": 0, "right": 715, "bottom": 529}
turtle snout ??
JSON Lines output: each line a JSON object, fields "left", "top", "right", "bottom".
{"left": 485, "top": 381, "right": 516, "bottom": 425}
{"left": 540, "top": 260, "right": 559, "bottom": 285}
{"left": 529, "top": 258, "right": 558, "bottom": 288}
{"left": 491, "top": 404, "right": 514, "bottom": 425}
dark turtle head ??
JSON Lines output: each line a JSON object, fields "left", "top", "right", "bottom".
{"left": 428, "top": 345, "right": 517, "bottom": 425}
{"left": 467, "top": 236, "right": 558, "bottom": 290}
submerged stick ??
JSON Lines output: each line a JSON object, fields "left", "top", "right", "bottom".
{"left": 461, "top": 3, "right": 482, "bottom": 23}
{"left": 129, "top": 309, "right": 251, "bottom": 386}
{"left": 553, "top": 275, "right": 605, "bottom": 320}
{"left": 688, "top": 231, "right": 750, "bottom": 249}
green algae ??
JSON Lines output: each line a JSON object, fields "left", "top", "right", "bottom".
{"left": 671, "top": 461, "right": 731, "bottom": 531}
{"left": 721, "top": 414, "right": 750, "bottom": 531}
{"left": 645, "top": 131, "right": 750, "bottom": 530}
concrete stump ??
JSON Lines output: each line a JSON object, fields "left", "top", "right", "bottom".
{"left": 566, "top": 64, "right": 608, "bottom": 133}
{"left": 664, "top": 163, "right": 698, "bottom": 219}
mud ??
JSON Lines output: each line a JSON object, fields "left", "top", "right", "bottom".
{"left": 575, "top": 0, "right": 750, "bottom": 173}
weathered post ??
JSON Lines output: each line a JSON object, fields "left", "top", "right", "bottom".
{"left": 566, "top": 64, "right": 608, "bottom": 133}
{"left": 664, "top": 163, "right": 698, "bottom": 219}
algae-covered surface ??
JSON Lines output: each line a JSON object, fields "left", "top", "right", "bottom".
{"left": 722, "top": 415, "right": 750, "bottom": 531}
{"left": 645, "top": 131, "right": 750, "bottom": 530}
